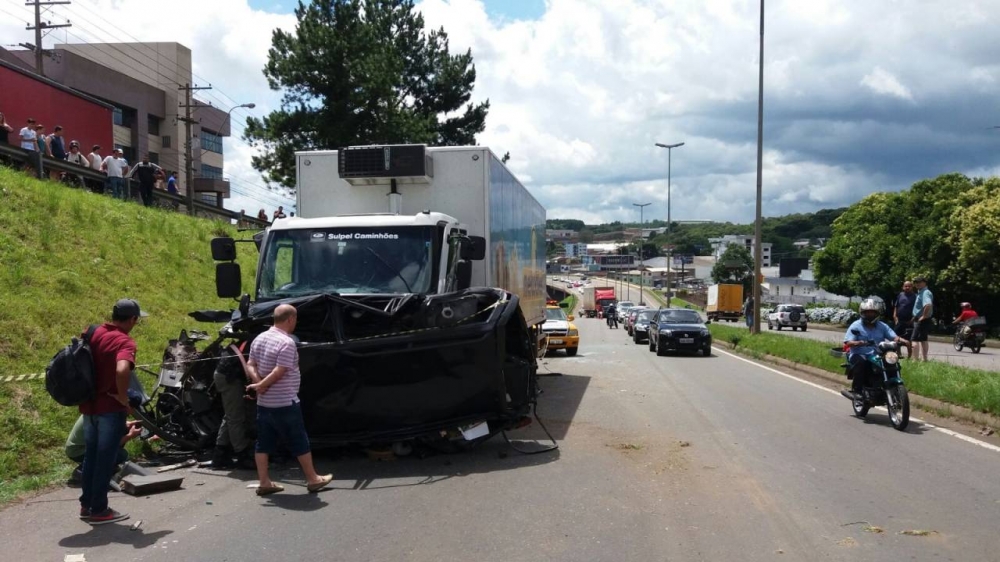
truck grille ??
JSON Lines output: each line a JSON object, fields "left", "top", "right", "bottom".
{"left": 544, "top": 330, "right": 568, "bottom": 337}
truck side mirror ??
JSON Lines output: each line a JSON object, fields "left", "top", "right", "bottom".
{"left": 252, "top": 230, "right": 266, "bottom": 252}
{"left": 216, "top": 263, "right": 242, "bottom": 298}
{"left": 211, "top": 237, "right": 237, "bottom": 261}
{"left": 456, "top": 259, "right": 473, "bottom": 289}
{"left": 461, "top": 236, "right": 486, "bottom": 261}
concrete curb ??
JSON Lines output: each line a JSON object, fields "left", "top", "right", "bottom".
{"left": 714, "top": 340, "right": 1000, "bottom": 431}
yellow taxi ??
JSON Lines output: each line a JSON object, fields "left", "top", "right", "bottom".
{"left": 543, "top": 305, "right": 580, "bottom": 356}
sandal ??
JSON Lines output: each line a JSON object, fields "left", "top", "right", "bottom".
{"left": 306, "top": 474, "right": 333, "bottom": 493}
{"left": 255, "top": 484, "right": 284, "bottom": 496}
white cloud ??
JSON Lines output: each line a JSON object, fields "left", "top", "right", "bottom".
{"left": 4, "top": 0, "right": 999, "bottom": 224}
{"left": 860, "top": 67, "right": 914, "bottom": 101}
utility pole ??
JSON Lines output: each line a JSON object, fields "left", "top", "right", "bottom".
{"left": 24, "top": 0, "right": 72, "bottom": 77}
{"left": 752, "top": 0, "right": 765, "bottom": 335}
{"left": 178, "top": 83, "right": 212, "bottom": 215}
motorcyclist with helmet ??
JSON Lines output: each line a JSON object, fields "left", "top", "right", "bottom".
{"left": 843, "top": 297, "right": 904, "bottom": 399}
{"left": 951, "top": 302, "right": 979, "bottom": 327}
{"left": 606, "top": 302, "right": 619, "bottom": 329}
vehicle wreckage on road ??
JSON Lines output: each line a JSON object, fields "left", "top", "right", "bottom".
{"left": 133, "top": 145, "right": 549, "bottom": 452}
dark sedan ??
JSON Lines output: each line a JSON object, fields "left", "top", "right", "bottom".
{"left": 648, "top": 308, "right": 713, "bottom": 357}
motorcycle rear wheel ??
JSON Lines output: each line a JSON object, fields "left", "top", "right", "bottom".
{"left": 888, "top": 385, "right": 910, "bottom": 431}
{"left": 132, "top": 403, "right": 202, "bottom": 451}
{"left": 972, "top": 344, "right": 982, "bottom": 354}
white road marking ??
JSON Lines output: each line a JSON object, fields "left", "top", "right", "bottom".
{"left": 713, "top": 347, "right": 1000, "bottom": 454}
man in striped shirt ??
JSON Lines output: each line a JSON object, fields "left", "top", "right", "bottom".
{"left": 246, "top": 304, "right": 333, "bottom": 495}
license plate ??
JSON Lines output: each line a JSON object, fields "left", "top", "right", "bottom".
{"left": 679, "top": 338, "right": 694, "bottom": 344}
{"left": 549, "top": 339, "right": 564, "bottom": 345}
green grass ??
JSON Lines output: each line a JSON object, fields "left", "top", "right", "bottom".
{"left": 0, "top": 166, "right": 260, "bottom": 504}
{"left": 709, "top": 324, "right": 1000, "bottom": 416}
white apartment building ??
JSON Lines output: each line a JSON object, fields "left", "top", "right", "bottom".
{"left": 709, "top": 235, "right": 772, "bottom": 267}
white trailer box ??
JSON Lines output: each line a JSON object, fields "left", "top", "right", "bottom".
{"left": 295, "top": 146, "right": 546, "bottom": 327}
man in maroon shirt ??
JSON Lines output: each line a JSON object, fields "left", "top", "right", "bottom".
{"left": 79, "top": 299, "right": 147, "bottom": 525}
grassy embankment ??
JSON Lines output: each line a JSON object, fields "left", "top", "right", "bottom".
{"left": 709, "top": 323, "right": 1000, "bottom": 417}
{"left": 0, "top": 167, "right": 260, "bottom": 505}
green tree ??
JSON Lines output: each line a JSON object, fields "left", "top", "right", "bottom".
{"left": 244, "top": 0, "right": 490, "bottom": 187}
{"left": 711, "top": 244, "right": 754, "bottom": 292}
{"left": 814, "top": 174, "right": 1000, "bottom": 319}
{"left": 578, "top": 228, "right": 595, "bottom": 243}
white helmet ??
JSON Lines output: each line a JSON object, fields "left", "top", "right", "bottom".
{"left": 859, "top": 297, "right": 882, "bottom": 324}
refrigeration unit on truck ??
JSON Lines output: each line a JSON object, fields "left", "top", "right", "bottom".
{"left": 582, "top": 286, "right": 616, "bottom": 318}
{"left": 706, "top": 283, "right": 744, "bottom": 322}
{"left": 138, "top": 145, "right": 549, "bottom": 452}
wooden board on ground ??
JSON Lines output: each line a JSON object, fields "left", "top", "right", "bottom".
{"left": 120, "top": 474, "right": 184, "bottom": 496}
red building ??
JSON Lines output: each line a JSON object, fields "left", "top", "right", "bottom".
{"left": 0, "top": 58, "right": 113, "bottom": 153}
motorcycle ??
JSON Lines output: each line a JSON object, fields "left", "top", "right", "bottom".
{"left": 606, "top": 309, "right": 619, "bottom": 329}
{"left": 953, "top": 317, "right": 987, "bottom": 354}
{"left": 834, "top": 330, "right": 910, "bottom": 431}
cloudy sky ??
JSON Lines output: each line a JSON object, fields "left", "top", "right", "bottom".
{"left": 3, "top": 0, "right": 999, "bottom": 224}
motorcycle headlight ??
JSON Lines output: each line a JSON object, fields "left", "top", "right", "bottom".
{"left": 885, "top": 351, "right": 899, "bottom": 365}
{"left": 568, "top": 329, "right": 578, "bottom": 336}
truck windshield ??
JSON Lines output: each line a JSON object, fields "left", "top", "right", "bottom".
{"left": 257, "top": 226, "right": 438, "bottom": 298}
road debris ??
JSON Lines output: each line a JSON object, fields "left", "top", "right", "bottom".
{"left": 130, "top": 520, "right": 143, "bottom": 531}
{"left": 900, "top": 530, "right": 938, "bottom": 536}
{"left": 157, "top": 459, "right": 197, "bottom": 473}
{"left": 64, "top": 555, "right": 86, "bottom": 562}
{"left": 679, "top": 441, "right": 691, "bottom": 447}
{"left": 980, "top": 427, "right": 995, "bottom": 437}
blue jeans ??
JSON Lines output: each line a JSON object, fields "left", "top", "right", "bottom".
{"left": 80, "top": 412, "right": 126, "bottom": 514}
{"left": 109, "top": 177, "right": 125, "bottom": 200}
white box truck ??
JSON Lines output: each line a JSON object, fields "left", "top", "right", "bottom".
{"left": 190, "top": 145, "right": 548, "bottom": 450}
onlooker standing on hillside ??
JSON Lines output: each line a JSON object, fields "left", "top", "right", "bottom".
{"left": 35, "top": 124, "right": 51, "bottom": 156}
{"left": 78, "top": 298, "right": 148, "bottom": 525}
{"left": 48, "top": 126, "right": 68, "bottom": 181}
{"left": 245, "top": 304, "right": 332, "bottom": 496}
{"left": 127, "top": 154, "right": 163, "bottom": 207}
{"left": 50, "top": 125, "right": 67, "bottom": 159}
{"left": 743, "top": 296, "right": 755, "bottom": 328}
{"left": 66, "top": 141, "right": 87, "bottom": 167}
{"left": 88, "top": 145, "right": 103, "bottom": 171}
{"left": 19, "top": 117, "right": 37, "bottom": 150}
{"left": 102, "top": 149, "right": 129, "bottom": 200}
{"left": 166, "top": 171, "right": 178, "bottom": 195}
{"left": 273, "top": 206, "right": 287, "bottom": 220}
{"left": 910, "top": 276, "right": 934, "bottom": 361}
{"left": 0, "top": 112, "right": 13, "bottom": 145}
{"left": 257, "top": 208, "right": 268, "bottom": 222}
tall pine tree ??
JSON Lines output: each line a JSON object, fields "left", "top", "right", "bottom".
{"left": 245, "top": 0, "right": 490, "bottom": 187}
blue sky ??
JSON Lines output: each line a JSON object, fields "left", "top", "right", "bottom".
{"left": 247, "top": 0, "right": 546, "bottom": 21}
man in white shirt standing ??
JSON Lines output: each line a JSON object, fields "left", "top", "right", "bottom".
{"left": 19, "top": 117, "right": 37, "bottom": 151}
{"left": 101, "top": 149, "right": 129, "bottom": 200}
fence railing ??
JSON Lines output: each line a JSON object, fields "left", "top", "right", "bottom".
{"left": 0, "top": 142, "right": 271, "bottom": 229}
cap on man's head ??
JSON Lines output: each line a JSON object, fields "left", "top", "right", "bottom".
{"left": 113, "top": 298, "right": 149, "bottom": 318}
{"left": 92, "top": 144, "right": 101, "bottom": 151}
{"left": 27, "top": 117, "right": 35, "bottom": 123}
{"left": 913, "top": 276, "right": 927, "bottom": 284}
{"left": 54, "top": 125, "right": 63, "bottom": 132}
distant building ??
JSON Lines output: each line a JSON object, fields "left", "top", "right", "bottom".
{"left": 2, "top": 42, "right": 233, "bottom": 208}
{"left": 546, "top": 229, "right": 576, "bottom": 240}
{"left": 709, "top": 235, "right": 773, "bottom": 267}
{"left": 564, "top": 243, "right": 588, "bottom": 258}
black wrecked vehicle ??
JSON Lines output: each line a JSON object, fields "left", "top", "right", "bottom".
{"left": 132, "top": 145, "right": 550, "bottom": 453}
{"left": 648, "top": 308, "right": 713, "bottom": 357}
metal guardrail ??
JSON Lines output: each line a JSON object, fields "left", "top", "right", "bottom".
{"left": 0, "top": 142, "right": 270, "bottom": 229}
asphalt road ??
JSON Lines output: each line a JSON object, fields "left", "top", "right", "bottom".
{"left": 550, "top": 276, "right": 998, "bottom": 372}
{"left": 4, "top": 313, "right": 1000, "bottom": 561}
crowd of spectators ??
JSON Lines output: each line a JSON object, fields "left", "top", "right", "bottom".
{"left": 1, "top": 112, "right": 273, "bottom": 225}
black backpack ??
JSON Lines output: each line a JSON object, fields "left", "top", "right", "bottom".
{"left": 45, "top": 325, "right": 99, "bottom": 406}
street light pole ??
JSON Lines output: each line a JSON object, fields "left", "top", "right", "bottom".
{"left": 633, "top": 202, "right": 651, "bottom": 305}
{"left": 751, "top": 0, "right": 765, "bottom": 335}
{"left": 655, "top": 142, "right": 684, "bottom": 302}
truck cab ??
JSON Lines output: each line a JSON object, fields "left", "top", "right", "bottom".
{"left": 255, "top": 212, "right": 484, "bottom": 300}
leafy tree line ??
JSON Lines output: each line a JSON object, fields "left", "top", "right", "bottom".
{"left": 546, "top": 207, "right": 845, "bottom": 258}
{"left": 814, "top": 174, "right": 1000, "bottom": 323}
